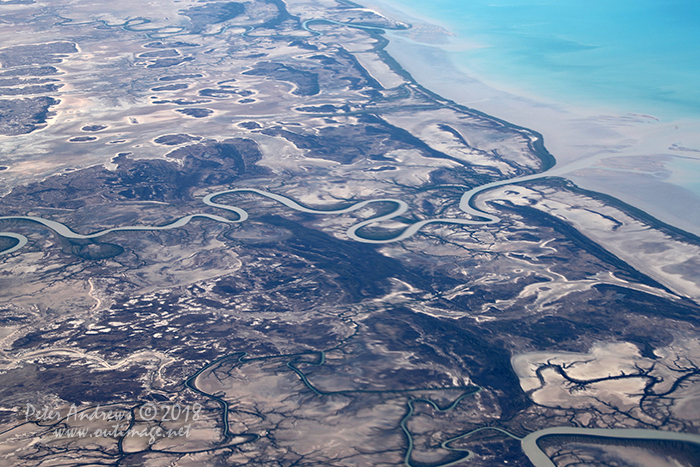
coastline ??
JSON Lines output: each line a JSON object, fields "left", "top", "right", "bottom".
{"left": 357, "top": 0, "right": 700, "bottom": 237}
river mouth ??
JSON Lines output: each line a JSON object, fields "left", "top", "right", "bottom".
{"left": 536, "top": 434, "right": 700, "bottom": 467}
{"left": 522, "top": 428, "right": 700, "bottom": 467}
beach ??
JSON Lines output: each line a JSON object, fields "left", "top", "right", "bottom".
{"left": 359, "top": 0, "right": 700, "bottom": 237}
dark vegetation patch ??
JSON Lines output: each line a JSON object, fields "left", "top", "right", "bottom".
{"left": 0, "top": 42, "right": 77, "bottom": 68}
{"left": 81, "top": 124, "right": 107, "bottom": 132}
{"left": 238, "top": 98, "right": 255, "bottom": 103}
{"left": 144, "top": 41, "right": 200, "bottom": 48}
{"left": 152, "top": 98, "right": 211, "bottom": 105}
{"left": 198, "top": 88, "right": 240, "bottom": 98}
{"left": 394, "top": 307, "right": 530, "bottom": 419}
{"left": 154, "top": 133, "right": 202, "bottom": 145}
{"left": 68, "top": 136, "right": 97, "bottom": 142}
{"left": 309, "top": 54, "right": 337, "bottom": 65}
{"left": 296, "top": 104, "right": 348, "bottom": 113}
{"left": 0, "top": 96, "right": 59, "bottom": 135}
{"left": 0, "top": 235, "right": 19, "bottom": 253}
{"left": 0, "top": 138, "right": 265, "bottom": 208}
{"left": 477, "top": 282, "right": 697, "bottom": 359}
{"left": 175, "top": 107, "right": 212, "bottom": 118}
{"left": 179, "top": 2, "right": 245, "bottom": 33}
{"left": 243, "top": 62, "right": 319, "bottom": 96}
{"left": 506, "top": 316, "right": 584, "bottom": 348}
{"left": 222, "top": 223, "right": 292, "bottom": 244}
{"left": 146, "top": 56, "right": 195, "bottom": 68}
{"left": 0, "top": 77, "right": 59, "bottom": 87}
{"left": 446, "top": 433, "right": 530, "bottom": 466}
{"left": 166, "top": 140, "right": 242, "bottom": 163}
{"left": 210, "top": 260, "right": 337, "bottom": 313}
{"left": 289, "top": 39, "right": 318, "bottom": 50}
{"left": 197, "top": 87, "right": 253, "bottom": 98}
{"left": 506, "top": 231, "right": 540, "bottom": 242}
{"left": 151, "top": 83, "right": 189, "bottom": 91}
{"left": 260, "top": 114, "right": 452, "bottom": 165}
{"left": 138, "top": 49, "right": 180, "bottom": 58}
{"left": 0, "top": 66, "right": 57, "bottom": 77}
{"left": 299, "top": 311, "right": 459, "bottom": 390}
{"left": 238, "top": 121, "right": 261, "bottom": 129}
{"left": 66, "top": 241, "right": 125, "bottom": 260}
{"left": 159, "top": 73, "right": 203, "bottom": 81}
{"left": 0, "top": 84, "right": 62, "bottom": 95}
{"left": 596, "top": 284, "right": 700, "bottom": 326}
{"left": 257, "top": 215, "right": 432, "bottom": 301}
{"left": 0, "top": 363, "right": 145, "bottom": 405}
{"left": 256, "top": 0, "right": 295, "bottom": 29}
{"left": 0, "top": 315, "right": 29, "bottom": 326}
{"left": 0, "top": 166, "right": 7, "bottom": 171}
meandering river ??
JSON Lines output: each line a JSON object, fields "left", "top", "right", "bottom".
{"left": 0, "top": 185, "right": 497, "bottom": 255}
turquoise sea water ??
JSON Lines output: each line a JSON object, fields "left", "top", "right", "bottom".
{"left": 385, "top": 0, "right": 700, "bottom": 120}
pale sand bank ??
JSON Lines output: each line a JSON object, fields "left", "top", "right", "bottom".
{"left": 359, "top": 0, "right": 700, "bottom": 236}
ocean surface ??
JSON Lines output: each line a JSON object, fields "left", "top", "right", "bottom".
{"left": 379, "top": 0, "right": 700, "bottom": 121}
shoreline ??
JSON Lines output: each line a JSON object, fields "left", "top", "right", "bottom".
{"left": 357, "top": 0, "right": 700, "bottom": 237}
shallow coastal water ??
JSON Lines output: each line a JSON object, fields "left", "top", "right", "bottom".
{"left": 373, "top": 0, "right": 700, "bottom": 119}
{"left": 365, "top": 0, "right": 700, "bottom": 235}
